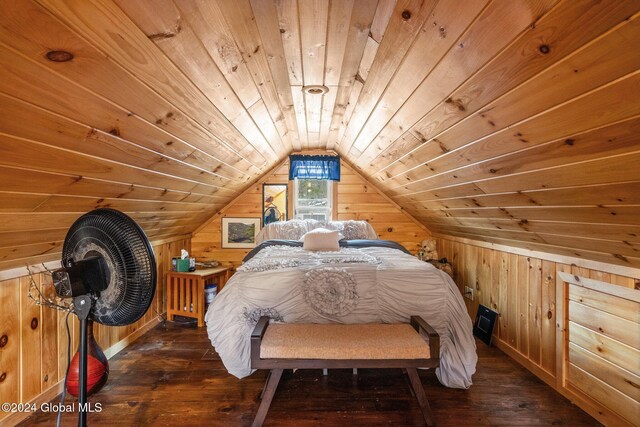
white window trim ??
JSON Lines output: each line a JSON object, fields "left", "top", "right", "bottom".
{"left": 293, "top": 178, "right": 333, "bottom": 221}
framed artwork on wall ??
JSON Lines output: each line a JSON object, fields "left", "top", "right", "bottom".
{"left": 262, "top": 183, "right": 288, "bottom": 225}
{"left": 221, "top": 217, "right": 260, "bottom": 248}
{"left": 473, "top": 304, "right": 498, "bottom": 346}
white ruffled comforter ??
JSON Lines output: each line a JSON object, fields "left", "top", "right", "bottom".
{"left": 205, "top": 245, "right": 477, "bottom": 389}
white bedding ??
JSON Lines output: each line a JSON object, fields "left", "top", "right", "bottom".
{"left": 205, "top": 245, "right": 477, "bottom": 389}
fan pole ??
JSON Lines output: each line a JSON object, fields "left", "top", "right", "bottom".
{"left": 74, "top": 295, "right": 92, "bottom": 427}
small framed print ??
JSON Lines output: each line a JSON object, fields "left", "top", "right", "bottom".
{"left": 221, "top": 217, "right": 260, "bottom": 249}
{"left": 473, "top": 304, "right": 498, "bottom": 346}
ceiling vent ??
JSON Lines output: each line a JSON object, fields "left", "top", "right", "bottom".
{"left": 303, "top": 85, "right": 329, "bottom": 95}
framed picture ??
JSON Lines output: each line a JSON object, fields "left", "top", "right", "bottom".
{"left": 262, "top": 183, "right": 288, "bottom": 225}
{"left": 473, "top": 304, "right": 498, "bottom": 346}
{"left": 221, "top": 217, "right": 260, "bottom": 248}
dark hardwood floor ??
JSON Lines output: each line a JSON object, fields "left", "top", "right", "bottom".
{"left": 21, "top": 321, "right": 600, "bottom": 426}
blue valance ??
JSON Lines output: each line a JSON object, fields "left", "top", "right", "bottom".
{"left": 289, "top": 155, "right": 340, "bottom": 181}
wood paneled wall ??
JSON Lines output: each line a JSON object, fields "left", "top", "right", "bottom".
{"left": 435, "top": 234, "right": 639, "bottom": 426}
{"left": 192, "top": 157, "right": 431, "bottom": 268}
{"left": 562, "top": 273, "right": 639, "bottom": 425}
{"left": 0, "top": 237, "right": 189, "bottom": 425}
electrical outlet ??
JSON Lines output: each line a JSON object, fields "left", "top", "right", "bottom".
{"left": 464, "top": 286, "right": 474, "bottom": 300}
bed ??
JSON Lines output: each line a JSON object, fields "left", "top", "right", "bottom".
{"left": 205, "top": 220, "right": 477, "bottom": 389}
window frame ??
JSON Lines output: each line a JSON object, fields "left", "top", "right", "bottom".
{"left": 293, "top": 178, "right": 333, "bottom": 221}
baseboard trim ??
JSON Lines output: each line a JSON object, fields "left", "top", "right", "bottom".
{"left": 492, "top": 339, "right": 556, "bottom": 388}
{"left": 103, "top": 315, "right": 163, "bottom": 359}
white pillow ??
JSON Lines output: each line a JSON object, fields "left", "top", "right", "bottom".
{"left": 300, "top": 228, "right": 341, "bottom": 251}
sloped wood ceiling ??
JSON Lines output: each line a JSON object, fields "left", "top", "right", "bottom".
{"left": 0, "top": 0, "right": 639, "bottom": 270}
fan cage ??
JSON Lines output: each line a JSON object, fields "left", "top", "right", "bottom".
{"left": 61, "top": 209, "right": 156, "bottom": 326}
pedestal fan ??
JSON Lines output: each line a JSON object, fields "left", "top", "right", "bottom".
{"left": 48, "top": 208, "right": 157, "bottom": 426}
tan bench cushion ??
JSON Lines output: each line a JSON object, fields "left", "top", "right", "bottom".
{"left": 260, "top": 323, "right": 430, "bottom": 360}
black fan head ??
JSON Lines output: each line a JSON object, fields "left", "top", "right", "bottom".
{"left": 60, "top": 209, "right": 157, "bottom": 326}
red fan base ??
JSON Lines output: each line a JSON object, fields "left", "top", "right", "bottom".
{"left": 66, "top": 320, "right": 109, "bottom": 397}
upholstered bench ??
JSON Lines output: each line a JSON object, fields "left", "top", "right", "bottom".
{"left": 250, "top": 316, "right": 440, "bottom": 426}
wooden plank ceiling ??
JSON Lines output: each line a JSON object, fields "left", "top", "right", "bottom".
{"left": 0, "top": 0, "right": 639, "bottom": 270}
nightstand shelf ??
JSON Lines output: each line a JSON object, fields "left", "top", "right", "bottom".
{"left": 166, "top": 267, "right": 231, "bottom": 327}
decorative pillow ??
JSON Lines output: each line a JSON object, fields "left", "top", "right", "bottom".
{"left": 256, "top": 219, "right": 320, "bottom": 243}
{"left": 334, "top": 220, "right": 378, "bottom": 240}
{"left": 300, "top": 228, "right": 341, "bottom": 251}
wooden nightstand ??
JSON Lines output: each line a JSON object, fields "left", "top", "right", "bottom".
{"left": 166, "top": 266, "right": 232, "bottom": 327}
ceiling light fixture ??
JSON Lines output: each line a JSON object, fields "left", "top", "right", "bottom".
{"left": 303, "top": 85, "right": 329, "bottom": 95}
{"left": 45, "top": 50, "right": 74, "bottom": 62}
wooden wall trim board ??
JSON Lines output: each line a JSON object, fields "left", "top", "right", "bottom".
{"left": 433, "top": 233, "right": 640, "bottom": 279}
{"left": 147, "top": 233, "right": 193, "bottom": 248}
{"left": 0, "top": 261, "right": 59, "bottom": 283}
{"left": 435, "top": 234, "right": 639, "bottom": 426}
{"left": 558, "top": 271, "right": 640, "bottom": 302}
{"left": 0, "top": 234, "right": 192, "bottom": 282}
{"left": 0, "top": 236, "right": 189, "bottom": 425}
{"left": 430, "top": 228, "right": 640, "bottom": 271}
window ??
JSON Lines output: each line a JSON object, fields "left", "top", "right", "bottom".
{"left": 289, "top": 154, "right": 339, "bottom": 221}
{"left": 294, "top": 178, "right": 332, "bottom": 221}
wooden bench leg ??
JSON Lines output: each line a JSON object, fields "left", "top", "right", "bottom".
{"left": 406, "top": 368, "right": 436, "bottom": 426}
{"left": 402, "top": 368, "right": 416, "bottom": 397}
{"left": 252, "top": 368, "right": 283, "bottom": 427}
{"left": 259, "top": 370, "right": 272, "bottom": 400}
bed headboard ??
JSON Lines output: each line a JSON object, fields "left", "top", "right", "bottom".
{"left": 256, "top": 219, "right": 378, "bottom": 243}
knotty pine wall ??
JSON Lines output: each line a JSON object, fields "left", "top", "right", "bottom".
{"left": 0, "top": 237, "right": 189, "bottom": 425}
{"left": 192, "top": 158, "right": 431, "bottom": 268}
{"left": 435, "top": 234, "right": 639, "bottom": 426}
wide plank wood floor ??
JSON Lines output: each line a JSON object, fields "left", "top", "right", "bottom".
{"left": 20, "top": 321, "right": 599, "bottom": 426}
